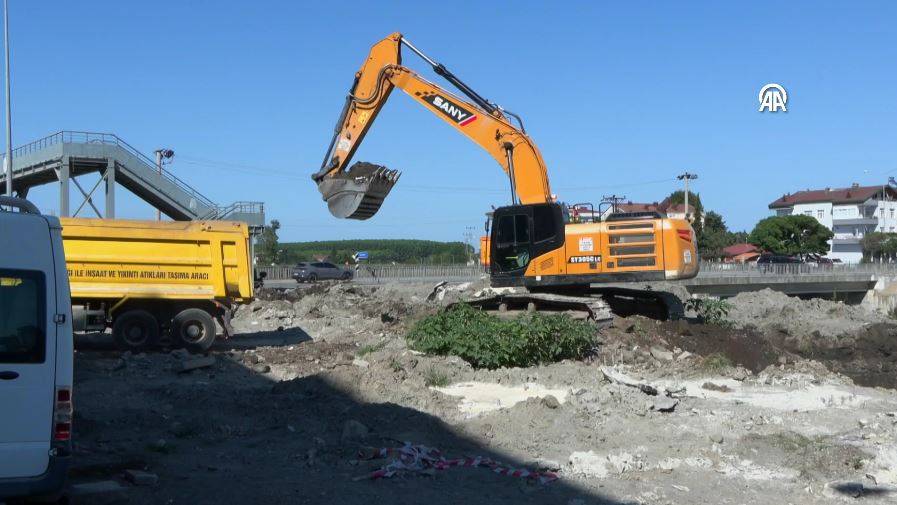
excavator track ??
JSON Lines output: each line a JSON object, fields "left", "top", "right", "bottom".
{"left": 461, "top": 292, "right": 614, "bottom": 325}
{"left": 457, "top": 286, "right": 684, "bottom": 324}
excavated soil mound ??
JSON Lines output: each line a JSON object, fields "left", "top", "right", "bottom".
{"left": 727, "top": 289, "right": 885, "bottom": 340}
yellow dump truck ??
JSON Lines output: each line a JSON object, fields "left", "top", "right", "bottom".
{"left": 60, "top": 218, "right": 253, "bottom": 352}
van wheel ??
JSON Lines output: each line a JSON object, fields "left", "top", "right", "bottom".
{"left": 171, "top": 308, "right": 217, "bottom": 352}
{"left": 112, "top": 310, "right": 160, "bottom": 351}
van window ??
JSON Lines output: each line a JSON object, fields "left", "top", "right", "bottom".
{"left": 0, "top": 269, "right": 46, "bottom": 364}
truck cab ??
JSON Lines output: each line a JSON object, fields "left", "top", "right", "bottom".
{"left": 0, "top": 197, "right": 73, "bottom": 500}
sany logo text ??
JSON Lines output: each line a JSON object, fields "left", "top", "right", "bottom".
{"left": 421, "top": 93, "right": 478, "bottom": 126}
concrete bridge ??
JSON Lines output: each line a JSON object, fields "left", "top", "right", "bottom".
{"left": 683, "top": 263, "right": 897, "bottom": 308}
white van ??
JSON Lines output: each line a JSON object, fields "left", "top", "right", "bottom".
{"left": 0, "top": 197, "right": 73, "bottom": 500}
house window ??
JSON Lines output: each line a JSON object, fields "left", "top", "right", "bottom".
{"left": 891, "top": 209, "right": 894, "bottom": 219}
{"left": 803, "top": 210, "right": 812, "bottom": 216}
{"left": 817, "top": 210, "right": 824, "bottom": 219}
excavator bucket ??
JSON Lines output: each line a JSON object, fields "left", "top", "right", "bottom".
{"left": 315, "top": 162, "right": 401, "bottom": 220}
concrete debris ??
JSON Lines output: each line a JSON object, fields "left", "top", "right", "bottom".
{"left": 649, "top": 397, "right": 679, "bottom": 412}
{"left": 341, "top": 419, "right": 370, "bottom": 441}
{"left": 541, "top": 394, "right": 561, "bottom": 409}
{"left": 600, "top": 366, "right": 658, "bottom": 396}
{"left": 69, "top": 480, "right": 128, "bottom": 496}
{"left": 124, "top": 470, "right": 159, "bottom": 486}
{"left": 702, "top": 381, "right": 733, "bottom": 393}
{"left": 649, "top": 346, "right": 674, "bottom": 361}
{"left": 426, "top": 281, "right": 449, "bottom": 301}
{"left": 176, "top": 356, "right": 215, "bottom": 373}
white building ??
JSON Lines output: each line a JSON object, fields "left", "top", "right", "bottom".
{"left": 768, "top": 184, "right": 897, "bottom": 263}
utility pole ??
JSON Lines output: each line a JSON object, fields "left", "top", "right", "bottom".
{"left": 3, "top": 0, "right": 11, "bottom": 197}
{"left": 676, "top": 171, "right": 698, "bottom": 221}
{"left": 601, "top": 194, "right": 627, "bottom": 214}
{"left": 463, "top": 226, "right": 476, "bottom": 264}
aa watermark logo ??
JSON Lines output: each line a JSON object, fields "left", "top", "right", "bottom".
{"left": 759, "top": 83, "right": 787, "bottom": 112}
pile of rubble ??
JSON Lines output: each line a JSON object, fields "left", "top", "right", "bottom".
{"left": 728, "top": 288, "right": 886, "bottom": 339}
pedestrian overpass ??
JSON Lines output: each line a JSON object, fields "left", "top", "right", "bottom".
{"left": 0, "top": 131, "right": 264, "bottom": 229}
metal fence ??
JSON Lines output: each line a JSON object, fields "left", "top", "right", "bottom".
{"left": 257, "top": 261, "right": 897, "bottom": 282}
{"left": 258, "top": 264, "right": 484, "bottom": 281}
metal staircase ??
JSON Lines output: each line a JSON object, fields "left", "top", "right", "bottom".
{"left": 0, "top": 131, "right": 264, "bottom": 228}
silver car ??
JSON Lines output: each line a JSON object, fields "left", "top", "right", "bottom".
{"left": 292, "top": 262, "right": 353, "bottom": 282}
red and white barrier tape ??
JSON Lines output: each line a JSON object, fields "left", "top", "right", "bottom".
{"left": 353, "top": 443, "right": 558, "bottom": 485}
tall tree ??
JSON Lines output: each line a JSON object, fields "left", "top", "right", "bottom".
{"left": 748, "top": 215, "right": 833, "bottom": 257}
{"left": 255, "top": 220, "right": 281, "bottom": 265}
{"left": 667, "top": 190, "right": 704, "bottom": 236}
{"left": 698, "top": 210, "right": 730, "bottom": 260}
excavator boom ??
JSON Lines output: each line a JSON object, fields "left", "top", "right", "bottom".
{"left": 312, "top": 32, "right": 552, "bottom": 219}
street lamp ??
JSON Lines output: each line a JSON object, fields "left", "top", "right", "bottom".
{"left": 153, "top": 148, "right": 174, "bottom": 220}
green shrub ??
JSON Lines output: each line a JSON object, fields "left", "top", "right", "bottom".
{"left": 423, "top": 368, "right": 450, "bottom": 387}
{"left": 356, "top": 341, "right": 386, "bottom": 357}
{"left": 406, "top": 304, "right": 597, "bottom": 369}
{"left": 685, "top": 298, "right": 733, "bottom": 326}
{"left": 702, "top": 352, "right": 733, "bottom": 372}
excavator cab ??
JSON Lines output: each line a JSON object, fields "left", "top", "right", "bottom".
{"left": 490, "top": 203, "right": 565, "bottom": 280}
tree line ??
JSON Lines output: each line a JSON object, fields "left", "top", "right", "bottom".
{"left": 254, "top": 221, "right": 472, "bottom": 265}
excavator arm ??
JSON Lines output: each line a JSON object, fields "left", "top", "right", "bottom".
{"left": 312, "top": 32, "right": 553, "bottom": 220}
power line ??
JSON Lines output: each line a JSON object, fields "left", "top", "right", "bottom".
{"left": 179, "top": 153, "right": 684, "bottom": 195}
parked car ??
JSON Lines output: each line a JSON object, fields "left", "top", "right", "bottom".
{"left": 292, "top": 262, "right": 354, "bottom": 282}
{"left": 0, "top": 197, "right": 73, "bottom": 501}
{"left": 756, "top": 253, "right": 802, "bottom": 265}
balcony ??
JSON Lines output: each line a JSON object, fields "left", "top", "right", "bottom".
{"left": 832, "top": 217, "right": 878, "bottom": 226}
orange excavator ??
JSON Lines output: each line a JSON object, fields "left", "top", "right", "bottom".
{"left": 312, "top": 33, "right": 698, "bottom": 319}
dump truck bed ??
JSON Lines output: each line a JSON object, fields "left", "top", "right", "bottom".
{"left": 60, "top": 218, "right": 253, "bottom": 302}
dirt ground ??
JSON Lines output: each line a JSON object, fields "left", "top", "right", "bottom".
{"left": 64, "top": 282, "right": 897, "bottom": 504}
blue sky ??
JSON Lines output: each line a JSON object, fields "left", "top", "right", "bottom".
{"left": 9, "top": 1, "right": 897, "bottom": 241}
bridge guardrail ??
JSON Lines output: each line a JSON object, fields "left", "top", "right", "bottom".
{"left": 258, "top": 264, "right": 484, "bottom": 281}
{"left": 699, "top": 261, "right": 897, "bottom": 276}
{"left": 257, "top": 261, "right": 897, "bottom": 282}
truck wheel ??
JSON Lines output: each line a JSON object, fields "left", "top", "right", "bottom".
{"left": 171, "top": 308, "right": 217, "bottom": 352}
{"left": 112, "top": 310, "right": 160, "bottom": 351}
